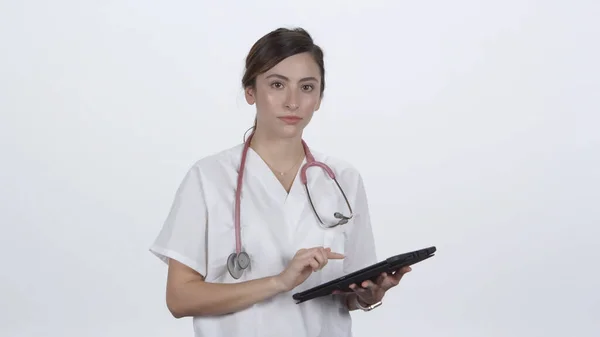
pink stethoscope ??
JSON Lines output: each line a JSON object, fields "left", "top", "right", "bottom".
{"left": 227, "top": 131, "right": 354, "bottom": 279}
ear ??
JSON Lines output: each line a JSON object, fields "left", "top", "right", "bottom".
{"left": 244, "top": 86, "right": 256, "bottom": 105}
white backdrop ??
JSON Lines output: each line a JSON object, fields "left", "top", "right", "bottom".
{"left": 1, "top": 1, "right": 599, "bottom": 336}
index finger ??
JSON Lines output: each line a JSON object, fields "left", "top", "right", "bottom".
{"left": 326, "top": 251, "right": 345, "bottom": 259}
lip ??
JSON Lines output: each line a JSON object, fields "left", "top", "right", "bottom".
{"left": 278, "top": 116, "right": 303, "bottom": 125}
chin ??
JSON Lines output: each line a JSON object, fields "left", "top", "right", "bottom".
{"left": 276, "top": 125, "right": 305, "bottom": 139}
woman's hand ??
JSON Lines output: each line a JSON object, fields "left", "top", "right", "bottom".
{"left": 337, "top": 266, "right": 412, "bottom": 306}
{"left": 275, "top": 247, "right": 345, "bottom": 292}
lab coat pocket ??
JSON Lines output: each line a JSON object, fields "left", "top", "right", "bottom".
{"left": 322, "top": 226, "right": 346, "bottom": 251}
{"left": 318, "top": 195, "right": 350, "bottom": 256}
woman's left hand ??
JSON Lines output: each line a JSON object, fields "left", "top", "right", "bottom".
{"left": 344, "top": 266, "right": 412, "bottom": 305}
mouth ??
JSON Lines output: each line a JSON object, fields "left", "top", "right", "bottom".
{"left": 278, "top": 116, "right": 303, "bottom": 124}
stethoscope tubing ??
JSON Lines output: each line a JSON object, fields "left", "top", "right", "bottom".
{"left": 234, "top": 132, "right": 325, "bottom": 255}
{"left": 230, "top": 131, "right": 354, "bottom": 279}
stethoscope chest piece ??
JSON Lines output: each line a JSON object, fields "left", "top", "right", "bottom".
{"left": 227, "top": 251, "right": 250, "bottom": 279}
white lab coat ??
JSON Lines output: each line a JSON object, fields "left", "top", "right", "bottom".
{"left": 150, "top": 143, "right": 377, "bottom": 337}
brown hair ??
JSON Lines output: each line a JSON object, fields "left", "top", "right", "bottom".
{"left": 242, "top": 27, "right": 326, "bottom": 135}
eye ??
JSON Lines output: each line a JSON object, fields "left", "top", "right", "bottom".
{"left": 270, "top": 81, "right": 284, "bottom": 89}
{"left": 302, "top": 84, "right": 314, "bottom": 92}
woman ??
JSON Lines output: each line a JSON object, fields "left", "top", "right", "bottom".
{"left": 150, "top": 27, "right": 411, "bottom": 337}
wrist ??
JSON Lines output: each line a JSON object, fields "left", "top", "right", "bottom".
{"left": 270, "top": 275, "right": 288, "bottom": 293}
{"left": 345, "top": 293, "right": 367, "bottom": 311}
{"left": 356, "top": 296, "right": 371, "bottom": 307}
{"left": 353, "top": 294, "right": 383, "bottom": 312}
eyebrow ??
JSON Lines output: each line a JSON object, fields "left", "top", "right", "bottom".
{"left": 265, "top": 74, "right": 319, "bottom": 82}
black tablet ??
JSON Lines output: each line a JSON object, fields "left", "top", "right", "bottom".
{"left": 292, "top": 246, "right": 436, "bottom": 304}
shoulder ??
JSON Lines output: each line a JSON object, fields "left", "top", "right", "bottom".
{"left": 173, "top": 144, "right": 244, "bottom": 192}
{"left": 186, "top": 143, "right": 244, "bottom": 175}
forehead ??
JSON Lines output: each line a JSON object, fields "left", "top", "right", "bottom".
{"left": 262, "top": 52, "right": 321, "bottom": 80}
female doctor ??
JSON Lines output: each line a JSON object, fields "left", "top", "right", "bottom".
{"left": 150, "top": 27, "right": 411, "bottom": 337}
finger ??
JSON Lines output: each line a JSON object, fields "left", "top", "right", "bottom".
{"left": 361, "top": 279, "right": 376, "bottom": 289}
{"left": 379, "top": 273, "right": 397, "bottom": 290}
{"left": 349, "top": 283, "right": 367, "bottom": 295}
{"left": 313, "top": 250, "right": 328, "bottom": 270}
{"left": 361, "top": 280, "right": 383, "bottom": 297}
{"left": 301, "top": 254, "right": 320, "bottom": 268}
{"left": 308, "top": 258, "right": 320, "bottom": 271}
{"left": 297, "top": 247, "right": 321, "bottom": 260}
{"left": 300, "top": 247, "right": 327, "bottom": 257}
{"left": 299, "top": 247, "right": 338, "bottom": 258}
{"left": 383, "top": 267, "right": 410, "bottom": 287}
{"left": 319, "top": 248, "right": 328, "bottom": 266}
{"left": 326, "top": 251, "right": 345, "bottom": 259}
{"left": 393, "top": 266, "right": 412, "bottom": 281}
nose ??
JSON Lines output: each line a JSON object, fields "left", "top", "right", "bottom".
{"left": 285, "top": 90, "right": 299, "bottom": 111}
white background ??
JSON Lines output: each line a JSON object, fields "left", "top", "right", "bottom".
{"left": 1, "top": 1, "right": 599, "bottom": 336}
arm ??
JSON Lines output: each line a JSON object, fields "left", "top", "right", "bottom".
{"left": 152, "top": 167, "right": 345, "bottom": 318}
{"left": 166, "top": 247, "right": 344, "bottom": 318}
{"left": 152, "top": 165, "right": 274, "bottom": 318}
{"left": 166, "top": 259, "right": 286, "bottom": 318}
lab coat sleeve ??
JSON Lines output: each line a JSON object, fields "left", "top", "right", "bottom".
{"left": 343, "top": 173, "right": 378, "bottom": 274}
{"left": 149, "top": 165, "right": 208, "bottom": 277}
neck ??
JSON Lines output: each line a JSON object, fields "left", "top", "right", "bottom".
{"left": 249, "top": 130, "right": 306, "bottom": 168}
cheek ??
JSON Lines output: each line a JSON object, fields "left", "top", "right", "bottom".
{"left": 302, "top": 95, "right": 320, "bottom": 109}
{"left": 257, "top": 91, "right": 283, "bottom": 111}
{"left": 267, "top": 92, "right": 284, "bottom": 106}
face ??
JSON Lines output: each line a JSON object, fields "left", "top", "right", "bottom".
{"left": 245, "top": 52, "right": 322, "bottom": 139}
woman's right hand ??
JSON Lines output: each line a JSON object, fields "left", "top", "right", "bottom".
{"left": 275, "top": 247, "right": 345, "bottom": 292}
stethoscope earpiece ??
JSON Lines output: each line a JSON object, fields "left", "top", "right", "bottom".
{"left": 334, "top": 212, "right": 353, "bottom": 225}
{"left": 334, "top": 212, "right": 351, "bottom": 220}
